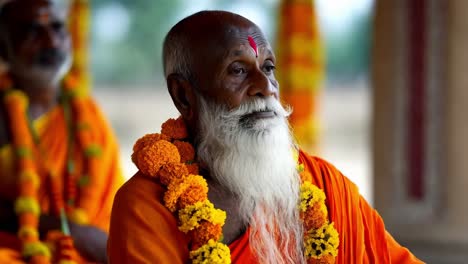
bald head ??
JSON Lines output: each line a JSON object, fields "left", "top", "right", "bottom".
{"left": 163, "top": 11, "right": 268, "bottom": 82}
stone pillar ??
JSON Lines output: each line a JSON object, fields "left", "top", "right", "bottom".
{"left": 372, "top": 0, "right": 468, "bottom": 263}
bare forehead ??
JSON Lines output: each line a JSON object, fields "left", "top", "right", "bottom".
{"left": 2, "top": 0, "right": 64, "bottom": 23}
{"left": 185, "top": 22, "right": 270, "bottom": 56}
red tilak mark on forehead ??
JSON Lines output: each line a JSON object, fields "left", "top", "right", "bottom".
{"left": 248, "top": 35, "right": 258, "bottom": 58}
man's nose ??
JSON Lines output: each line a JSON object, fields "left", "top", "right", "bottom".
{"left": 247, "top": 69, "right": 277, "bottom": 98}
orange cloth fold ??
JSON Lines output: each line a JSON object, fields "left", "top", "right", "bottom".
{"left": 108, "top": 150, "right": 422, "bottom": 263}
{"left": 0, "top": 98, "right": 124, "bottom": 262}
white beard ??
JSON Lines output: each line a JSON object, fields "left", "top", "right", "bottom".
{"left": 195, "top": 95, "right": 304, "bottom": 264}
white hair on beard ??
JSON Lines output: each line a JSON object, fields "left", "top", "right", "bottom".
{"left": 195, "top": 94, "right": 304, "bottom": 264}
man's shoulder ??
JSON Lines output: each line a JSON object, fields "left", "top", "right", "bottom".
{"left": 111, "top": 171, "right": 178, "bottom": 227}
{"left": 115, "top": 172, "right": 165, "bottom": 205}
{"left": 298, "top": 149, "right": 359, "bottom": 194}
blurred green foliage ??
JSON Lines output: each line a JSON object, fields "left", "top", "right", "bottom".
{"left": 89, "top": 0, "right": 371, "bottom": 87}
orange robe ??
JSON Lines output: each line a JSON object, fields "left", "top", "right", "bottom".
{"left": 108, "top": 150, "right": 423, "bottom": 263}
{"left": 0, "top": 98, "right": 124, "bottom": 263}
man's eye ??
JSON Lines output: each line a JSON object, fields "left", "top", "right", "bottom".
{"left": 232, "top": 67, "right": 246, "bottom": 75}
{"left": 263, "top": 63, "right": 276, "bottom": 74}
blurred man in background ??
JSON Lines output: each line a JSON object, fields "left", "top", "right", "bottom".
{"left": 0, "top": 0, "right": 124, "bottom": 263}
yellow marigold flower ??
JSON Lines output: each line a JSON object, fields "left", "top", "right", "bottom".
{"left": 18, "top": 226, "right": 39, "bottom": 240}
{"left": 69, "top": 208, "right": 89, "bottom": 225}
{"left": 161, "top": 116, "right": 188, "bottom": 140}
{"left": 135, "top": 140, "right": 180, "bottom": 177}
{"left": 302, "top": 202, "right": 327, "bottom": 230}
{"left": 15, "top": 196, "right": 40, "bottom": 215}
{"left": 300, "top": 181, "right": 326, "bottom": 212}
{"left": 5, "top": 89, "right": 28, "bottom": 110}
{"left": 304, "top": 222, "right": 339, "bottom": 259}
{"left": 132, "top": 133, "right": 170, "bottom": 162}
{"left": 186, "top": 163, "right": 200, "bottom": 175}
{"left": 22, "top": 241, "right": 51, "bottom": 258}
{"left": 159, "top": 162, "right": 189, "bottom": 186}
{"left": 173, "top": 140, "right": 195, "bottom": 163}
{"left": 20, "top": 170, "right": 40, "bottom": 188}
{"left": 164, "top": 174, "right": 208, "bottom": 212}
{"left": 178, "top": 200, "right": 226, "bottom": 233}
{"left": 190, "top": 239, "right": 231, "bottom": 264}
{"left": 190, "top": 221, "right": 223, "bottom": 250}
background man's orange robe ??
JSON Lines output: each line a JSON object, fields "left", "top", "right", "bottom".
{"left": 0, "top": 98, "right": 124, "bottom": 263}
{"left": 107, "top": 150, "right": 423, "bottom": 263}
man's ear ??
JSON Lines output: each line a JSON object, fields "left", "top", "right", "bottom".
{"left": 167, "top": 73, "right": 197, "bottom": 120}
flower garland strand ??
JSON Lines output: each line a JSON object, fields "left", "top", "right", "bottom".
{"left": 1, "top": 76, "right": 80, "bottom": 263}
{"left": 296, "top": 162, "right": 339, "bottom": 263}
{"left": 132, "top": 117, "right": 229, "bottom": 263}
{"left": 133, "top": 116, "right": 339, "bottom": 263}
{"left": 1, "top": 78, "right": 51, "bottom": 263}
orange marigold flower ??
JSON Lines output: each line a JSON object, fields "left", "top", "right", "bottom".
{"left": 307, "top": 255, "right": 335, "bottom": 264}
{"left": 30, "top": 255, "right": 50, "bottom": 264}
{"left": 135, "top": 140, "right": 180, "bottom": 177}
{"left": 173, "top": 140, "right": 195, "bottom": 163}
{"left": 302, "top": 202, "right": 327, "bottom": 230}
{"left": 300, "top": 170, "right": 312, "bottom": 182}
{"left": 164, "top": 174, "right": 208, "bottom": 212}
{"left": 178, "top": 183, "right": 208, "bottom": 209}
{"left": 159, "top": 162, "right": 189, "bottom": 186}
{"left": 186, "top": 163, "right": 200, "bottom": 175}
{"left": 131, "top": 133, "right": 170, "bottom": 163}
{"left": 161, "top": 116, "right": 188, "bottom": 140}
{"left": 190, "top": 221, "right": 223, "bottom": 250}
{"left": 63, "top": 74, "right": 79, "bottom": 91}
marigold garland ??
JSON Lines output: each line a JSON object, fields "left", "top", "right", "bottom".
{"left": 132, "top": 116, "right": 340, "bottom": 263}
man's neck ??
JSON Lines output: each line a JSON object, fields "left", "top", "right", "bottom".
{"left": 12, "top": 76, "right": 60, "bottom": 119}
{"left": 207, "top": 178, "right": 247, "bottom": 244}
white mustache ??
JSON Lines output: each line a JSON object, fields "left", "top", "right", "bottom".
{"left": 222, "top": 97, "right": 291, "bottom": 120}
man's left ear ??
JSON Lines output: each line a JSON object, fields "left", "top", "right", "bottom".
{"left": 166, "top": 73, "right": 197, "bottom": 121}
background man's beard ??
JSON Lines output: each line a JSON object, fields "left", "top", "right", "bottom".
{"left": 196, "top": 95, "right": 305, "bottom": 264}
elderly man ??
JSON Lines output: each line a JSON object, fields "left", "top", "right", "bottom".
{"left": 108, "top": 11, "right": 422, "bottom": 264}
{"left": 0, "top": 0, "right": 123, "bottom": 263}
